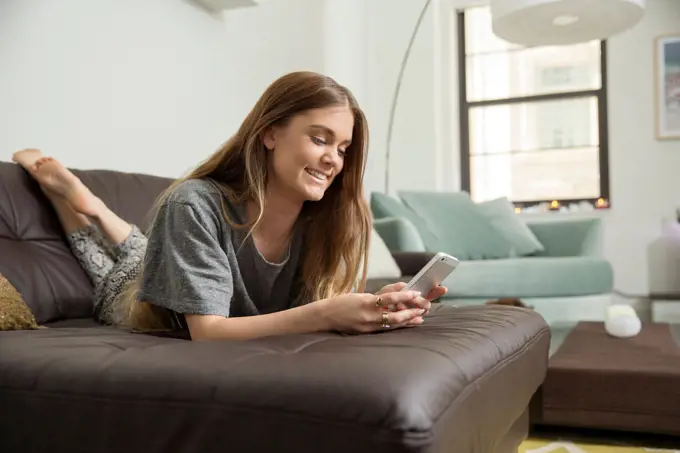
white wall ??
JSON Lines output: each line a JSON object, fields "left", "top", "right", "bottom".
{"left": 371, "top": 0, "right": 680, "bottom": 296}
{"left": 601, "top": 0, "right": 680, "bottom": 296}
{"left": 0, "top": 0, "right": 325, "bottom": 178}
{"left": 361, "top": 0, "right": 441, "bottom": 196}
{"left": 323, "top": 0, "right": 367, "bottom": 108}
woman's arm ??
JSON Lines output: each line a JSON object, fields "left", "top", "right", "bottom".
{"left": 185, "top": 290, "right": 428, "bottom": 341}
{"left": 185, "top": 301, "right": 327, "bottom": 341}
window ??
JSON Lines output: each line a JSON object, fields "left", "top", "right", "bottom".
{"left": 457, "top": 5, "right": 610, "bottom": 211}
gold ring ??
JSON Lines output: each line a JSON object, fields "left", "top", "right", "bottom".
{"left": 375, "top": 296, "right": 383, "bottom": 308}
{"left": 381, "top": 311, "right": 390, "bottom": 329}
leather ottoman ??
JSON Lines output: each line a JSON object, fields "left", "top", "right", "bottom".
{"left": 0, "top": 305, "right": 549, "bottom": 453}
{"left": 531, "top": 321, "right": 680, "bottom": 436}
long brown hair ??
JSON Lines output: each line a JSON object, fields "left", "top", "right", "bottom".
{"left": 117, "top": 71, "right": 372, "bottom": 330}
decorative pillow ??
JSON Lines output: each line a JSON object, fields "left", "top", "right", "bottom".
{"left": 370, "top": 193, "right": 442, "bottom": 252}
{"left": 373, "top": 217, "right": 426, "bottom": 252}
{"left": 0, "top": 273, "right": 40, "bottom": 330}
{"left": 366, "top": 228, "right": 402, "bottom": 279}
{"left": 399, "top": 191, "right": 513, "bottom": 260}
{"left": 476, "top": 197, "right": 545, "bottom": 257}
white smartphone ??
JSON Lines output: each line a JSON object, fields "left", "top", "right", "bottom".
{"left": 401, "top": 252, "right": 459, "bottom": 295}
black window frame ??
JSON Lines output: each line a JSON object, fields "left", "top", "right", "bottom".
{"left": 457, "top": 8, "right": 611, "bottom": 210}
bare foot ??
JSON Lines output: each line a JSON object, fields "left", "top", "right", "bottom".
{"left": 31, "top": 157, "right": 105, "bottom": 218}
{"left": 12, "top": 148, "right": 43, "bottom": 169}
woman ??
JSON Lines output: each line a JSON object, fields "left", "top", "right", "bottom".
{"left": 13, "top": 71, "right": 446, "bottom": 341}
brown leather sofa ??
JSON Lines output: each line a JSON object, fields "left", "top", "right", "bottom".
{"left": 0, "top": 160, "right": 550, "bottom": 453}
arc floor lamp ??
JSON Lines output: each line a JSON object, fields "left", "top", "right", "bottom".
{"left": 384, "top": 0, "right": 432, "bottom": 195}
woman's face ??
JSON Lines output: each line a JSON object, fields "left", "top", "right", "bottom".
{"left": 264, "top": 105, "right": 354, "bottom": 203}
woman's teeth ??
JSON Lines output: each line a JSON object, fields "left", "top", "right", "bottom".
{"left": 305, "top": 169, "right": 327, "bottom": 181}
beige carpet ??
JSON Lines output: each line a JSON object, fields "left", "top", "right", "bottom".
{"left": 520, "top": 439, "right": 680, "bottom": 452}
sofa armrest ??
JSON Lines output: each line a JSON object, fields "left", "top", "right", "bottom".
{"left": 526, "top": 217, "right": 602, "bottom": 257}
{"left": 391, "top": 251, "right": 436, "bottom": 276}
{"left": 373, "top": 217, "right": 426, "bottom": 252}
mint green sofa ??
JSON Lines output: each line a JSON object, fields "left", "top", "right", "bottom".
{"left": 371, "top": 192, "right": 614, "bottom": 325}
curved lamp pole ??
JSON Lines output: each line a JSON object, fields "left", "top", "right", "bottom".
{"left": 384, "top": 0, "right": 432, "bottom": 194}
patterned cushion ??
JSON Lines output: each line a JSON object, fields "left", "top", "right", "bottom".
{"left": 0, "top": 273, "right": 39, "bottom": 330}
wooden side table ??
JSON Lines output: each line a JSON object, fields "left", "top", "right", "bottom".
{"left": 531, "top": 321, "right": 680, "bottom": 436}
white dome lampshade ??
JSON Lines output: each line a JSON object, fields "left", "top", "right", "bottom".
{"left": 191, "top": 0, "right": 258, "bottom": 13}
{"left": 491, "top": 0, "right": 645, "bottom": 46}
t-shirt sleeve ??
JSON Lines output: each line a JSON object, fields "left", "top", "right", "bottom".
{"left": 137, "top": 199, "right": 233, "bottom": 317}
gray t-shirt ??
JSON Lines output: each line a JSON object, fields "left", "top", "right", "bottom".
{"left": 137, "top": 178, "right": 305, "bottom": 326}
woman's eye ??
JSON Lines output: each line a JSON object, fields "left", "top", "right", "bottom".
{"left": 311, "top": 136, "right": 326, "bottom": 146}
{"left": 338, "top": 149, "right": 347, "bottom": 157}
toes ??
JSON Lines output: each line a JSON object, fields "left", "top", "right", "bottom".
{"left": 32, "top": 160, "right": 46, "bottom": 171}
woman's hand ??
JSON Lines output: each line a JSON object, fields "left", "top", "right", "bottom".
{"left": 316, "top": 290, "right": 428, "bottom": 334}
{"left": 376, "top": 282, "right": 448, "bottom": 314}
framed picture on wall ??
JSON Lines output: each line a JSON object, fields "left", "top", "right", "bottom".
{"left": 655, "top": 34, "right": 680, "bottom": 140}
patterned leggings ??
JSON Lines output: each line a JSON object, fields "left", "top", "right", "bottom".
{"left": 66, "top": 224, "right": 147, "bottom": 325}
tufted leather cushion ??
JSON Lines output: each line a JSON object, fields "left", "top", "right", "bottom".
{"left": 0, "top": 304, "right": 550, "bottom": 453}
{"left": 0, "top": 161, "right": 172, "bottom": 324}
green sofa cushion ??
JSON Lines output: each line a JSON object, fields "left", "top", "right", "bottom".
{"left": 528, "top": 218, "right": 601, "bottom": 257}
{"left": 476, "top": 197, "right": 545, "bottom": 257}
{"left": 370, "top": 193, "right": 441, "bottom": 252}
{"left": 442, "top": 256, "right": 613, "bottom": 298}
{"left": 373, "top": 217, "right": 426, "bottom": 252}
{"left": 398, "top": 191, "right": 513, "bottom": 260}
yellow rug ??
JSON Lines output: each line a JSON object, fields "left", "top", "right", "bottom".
{"left": 520, "top": 439, "right": 680, "bottom": 452}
